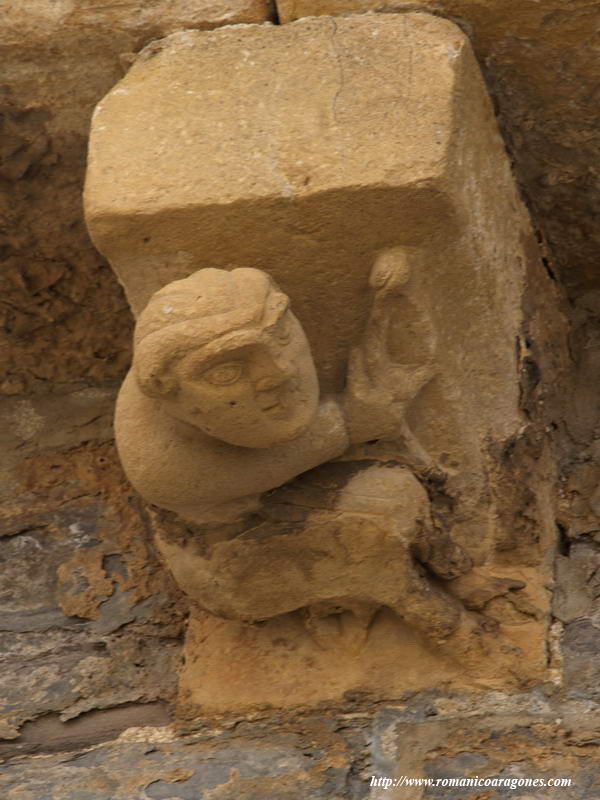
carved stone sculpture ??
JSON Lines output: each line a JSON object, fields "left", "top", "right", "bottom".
{"left": 84, "top": 13, "right": 555, "bottom": 712}
{"left": 115, "top": 252, "right": 529, "bottom": 688}
{"left": 116, "top": 252, "right": 433, "bottom": 524}
{"left": 117, "top": 265, "right": 336, "bottom": 523}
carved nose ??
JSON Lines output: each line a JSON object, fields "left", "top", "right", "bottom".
{"left": 253, "top": 352, "right": 297, "bottom": 393}
{"left": 254, "top": 373, "right": 291, "bottom": 393}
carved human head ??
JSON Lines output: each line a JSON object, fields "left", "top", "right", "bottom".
{"left": 133, "top": 268, "right": 319, "bottom": 448}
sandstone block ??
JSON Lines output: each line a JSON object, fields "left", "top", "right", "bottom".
{"left": 2, "top": 0, "right": 271, "bottom": 46}
{"left": 0, "top": 1, "right": 271, "bottom": 394}
{"left": 273, "top": 0, "right": 600, "bottom": 299}
{"left": 277, "top": 0, "right": 387, "bottom": 21}
{"left": 85, "top": 13, "right": 555, "bottom": 710}
{"left": 86, "top": 13, "right": 525, "bottom": 411}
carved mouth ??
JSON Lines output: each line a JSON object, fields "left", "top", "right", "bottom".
{"left": 258, "top": 393, "right": 286, "bottom": 412}
{"left": 259, "top": 386, "right": 300, "bottom": 415}
{"left": 261, "top": 401, "right": 285, "bottom": 414}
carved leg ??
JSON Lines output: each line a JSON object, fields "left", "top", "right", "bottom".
{"left": 391, "top": 563, "right": 524, "bottom": 683}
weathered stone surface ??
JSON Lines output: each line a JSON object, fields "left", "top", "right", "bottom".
{"left": 554, "top": 540, "right": 600, "bottom": 624}
{"left": 0, "top": 0, "right": 596, "bottom": 434}
{"left": 86, "top": 15, "right": 524, "bottom": 374}
{"left": 1, "top": 693, "right": 599, "bottom": 798}
{"left": 85, "top": 12, "right": 564, "bottom": 712}
{"left": 275, "top": 0, "right": 600, "bottom": 301}
{"left": 0, "top": 391, "right": 185, "bottom": 742}
{"left": 83, "top": 15, "right": 548, "bottom": 535}
{"left": 0, "top": 2, "right": 272, "bottom": 396}
{"left": 83, "top": 10, "right": 542, "bottom": 527}
{"left": 278, "top": 0, "right": 382, "bottom": 15}
{"left": 3, "top": 0, "right": 271, "bottom": 46}
{"left": 0, "top": 0, "right": 598, "bottom": 396}
{"left": 0, "top": 719, "right": 361, "bottom": 798}
{"left": 372, "top": 694, "right": 600, "bottom": 799}
{"left": 0, "top": 703, "right": 171, "bottom": 761}
{"left": 2, "top": 0, "right": 598, "bottom": 784}
{"left": 553, "top": 467, "right": 600, "bottom": 697}
{"left": 0, "top": 387, "right": 116, "bottom": 488}
{"left": 562, "top": 620, "right": 600, "bottom": 696}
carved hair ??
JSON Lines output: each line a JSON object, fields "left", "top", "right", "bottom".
{"left": 134, "top": 268, "right": 288, "bottom": 397}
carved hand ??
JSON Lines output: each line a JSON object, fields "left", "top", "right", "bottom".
{"left": 343, "top": 345, "right": 432, "bottom": 444}
{"left": 343, "top": 251, "right": 435, "bottom": 444}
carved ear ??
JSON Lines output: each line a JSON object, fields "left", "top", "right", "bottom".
{"left": 135, "top": 358, "right": 177, "bottom": 398}
{"left": 134, "top": 331, "right": 182, "bottom": 398}
{"left": 140, "top": 373, "right": 177, "bottom": 398}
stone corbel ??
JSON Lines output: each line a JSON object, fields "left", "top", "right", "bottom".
{"left": 84, "top": 13, "right": 553, "bottom": 712}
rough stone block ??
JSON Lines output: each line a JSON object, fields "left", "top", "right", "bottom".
{"left": 0, "top": 723, "right": 359, "bottom": 798}
{"left": 0, "top": 394, "right": 185, "bottom": 744}
{"left": 85, "top": 13, "right": 524, "bottom": 399}
{"left": 2, "top": 0, "right": 271, "bottom": 45}
{"left": 276, "top": 0, "right": 388, "bottom": 21}
{"left": 371, "top": 696, "right": 600, "bottom": 800}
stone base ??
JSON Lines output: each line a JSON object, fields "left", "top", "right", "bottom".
{"left": 178, "top": 603, "right": 548, "bottom": 716}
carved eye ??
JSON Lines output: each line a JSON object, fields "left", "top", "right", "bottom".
{"left": 274, "top": 315, "right": 292, "bottom": 344}
{"left": 202, "top": 362, "right": 243, "bottom": 386}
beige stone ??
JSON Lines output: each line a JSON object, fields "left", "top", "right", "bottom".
{"left": 85, "top": 13, "right": 532, "bottom": 553}
{"left": 273, "top": 0, "right": 600, "bottom": 298}
{"left": 116, "top": 267, "right": 345, "bottom": 523}
{"left": 114, "top": 251, "right": 545, "bottom": 703}
{"left": 116, "top": 256, "right": 487, "bottom": 659}
{"left": 277, "top": 0, "right": 386, "bottom": 19}
{"left": 0, "top": 0, "right": 272, "bottom": 395}
{"left": 86, "top": 13, "right": 556, "bottom": 710}
{"left": 179, "top": 598, "right": 548, "bottom": 712}
{"left": 2, "top": 0, "right": 270, "bottom": 46}
{"left": 1, "top": 0, "right": 594, "bottom": 396}
{"left": 161, "top": 466, "right": 548, "bottom": 711}
{"left": 0, "top": 0, "right": 592, "bottom": 771}
{"left": 115, "top": 255, "right": 435, "bottom": 521}
{"left": 86, "top": 14, "right": 474, "bottom": 348}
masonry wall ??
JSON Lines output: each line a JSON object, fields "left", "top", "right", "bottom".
{"left": 1, "top": 2, "right": 599, "bottom": 797}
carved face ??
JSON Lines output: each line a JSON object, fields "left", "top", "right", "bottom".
{"left": 162, "top": 309, "right": 320, "bottom": 448}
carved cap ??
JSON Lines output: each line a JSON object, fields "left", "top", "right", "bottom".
{"left": 133, "top": 267, "right": 288, "bottom": 396}
{"left": 135, "top": 268, "right": 280, "bottom": 343}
